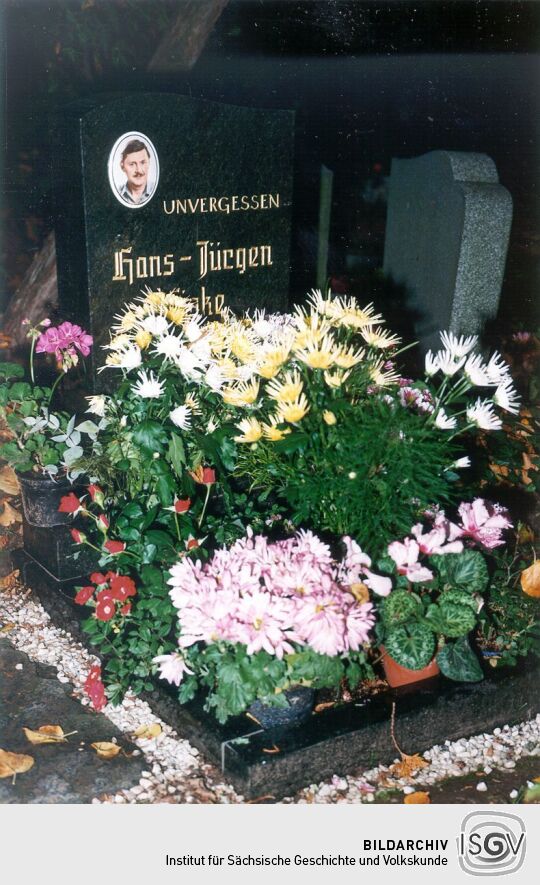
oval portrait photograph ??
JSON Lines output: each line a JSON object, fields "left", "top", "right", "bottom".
{"left": 108, "top": 131, "right": 159, "bottom": 208}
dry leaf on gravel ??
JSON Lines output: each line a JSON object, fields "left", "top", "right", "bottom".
{"left": 0, "top": 622, "right": 16, "bottom": 634}
{"left": 521, "top": 561, "right": 540, "bottom": 598}
{"left": 0, "top": 501, "right": 22, "bottom": 526}
{"left": 91, "top": 741, "right": 121, "bottom": 759}
{"left": 0, "top": 466, "right": 20, "bottom": 495}
{"left": 0, "top": 571, "right": 21, "bottom": 592}
{"left": 390, "top": 753, "right": 428, "bottom": 779}
{"left": 404, "top": 791, "right": 430, "bottom": 804}
{"left": 0, "top": 748, "right": 34, "bottom": 780}
{"left": 23, "top": 725, "right": 76, "bottom": 745}
{"left": 133, "top": 723, "right": 162, "bottom": 740}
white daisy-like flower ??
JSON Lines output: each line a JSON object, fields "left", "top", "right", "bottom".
{"left": 190, "top": 336, "right": 212, "bottom": 364}
{"left": 142, "top": 314, "right": 169, "bottom": 336}
{"left": 464, "top": 353, "right": 491, "bottom": 386}
{"left": 169, "top": 404, "right": 192, "bottom": 430}
{"left": 153, "top": 333, "right": 183, "bottom": 361}
{"left": 175, "top": 347, "right": 203, "bottom": 379}
{"left": 453, "top": 456, "right": 471, "bottom": 468}
{"left": 424, "top": 350, "right": 439, "bottom": 376}
{"left": 85, "top": 395, "right": 107, "bottom": 417}
{"left": 204, "top": 364, "right": 225, "bottom": 392}
{"left": 486, "top": 351, "right": 511, "bottom": 385}
{"left": 440, "top": 331, "right": 478, "bottom": 359}
{"left": 436, "top": 349, "right": 466, "bottom": 376}
{"left": 493, "top": 378, "right": 520, "bottom": 414}
{"left": 184, "top": 314, "right": 205, "bottom": 343}
{"left": 117, "top": 344, "right": 142, "bottom": 371}
{"left": 251, "top": 309, "right": 274, "bottom": 339}
{"left": 434, "top": 408, "right": 457, "bottom": 430}
{"left": 466, "top": 398, "right": 503, "bottom": 431}
{"left": 207, "top": 417, "right": 218, "bottom": 433}
{"left": 132, "top": 369, "right": 165, "bottom": 399}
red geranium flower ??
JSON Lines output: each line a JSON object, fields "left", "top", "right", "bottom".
{"left": 175, "top": 498, "right": 191, "bottom": 514}
{"left": 74, "top": 585, "right": 94, "bottom": 605}
{"left": 90, "top": 572, "right": 107, "bottom": 585}
{"left": 103, "top": 539, "right": 126, "bottom": 554}
{"left": 95, "top": 594, "right": 115, "bottom": 622}
{"left": 110, "top": 574, "right": 137, "bottom": 600}
{"left": 70, "top": 528, "right": 86, "bottom": 544}
{"left": 59, "top": 493, "right": 81, "bottom": 513}
{"left": 87, "top": 484, "right": 105, "bottom": 507}
{"left": 87, "top": 682, "right": 106, "bottom": 711}
{"left": 120, "top": 603, "right": 132, "bottom": 616}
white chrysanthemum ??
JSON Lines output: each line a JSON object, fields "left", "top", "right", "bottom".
{"left": 436, "top": 349, "right": 466, "bottom": 377}
{"left": 424, "top": 350, "right": 439, "bottom": 376}
{"left": 190, "top": 336, "right": 212, "bottom": 364}
{"left": 434, "top": 408, "right": 457, "bottom": 430}
{"left": 142, "top": 314, "right": 169, "bottom": 336}
{"left": 132, "top": 369, "right": 165, "bottom": 399}
{"left": 440, "top": 331, "right": 478, "bottom": 359}
{"left": 453, "top": 456, "right": 471, "bottom": 469}
{"left": 464, "top": 353, "right": 490, "bottom": 386}
{"left": 184, "top": 314, "right": 205, "bottom": 343}
{"left": 466, "top": 398, "right": 503, "bottom": 431}
{"left": 169, "top": 405, "right": 192, "bottom": 430}
{"left": 207, "top": 417, "right": 218, "bottom": 433}
{"left": 250, "top": 309, "right": 274, "bottom": 339}
{"left": 86, "top": 395, "right": 107, "bottom": 417}
{"left": 175, "top": 347, "right": 203, "bottom": 379}
{"left": 486, "top": 351, "right": 511, "bottom": 385}
{"left": 116, "top": 344, "right": 142, "bottom": 371}
{"left": 204, "top": 364, "right": 225, "bottom": 392}
{"left": 153, "top": 333, "right": 184, "bottom": 361}
{"left": 493, "top": 378, "right": 520, "bottom": 414}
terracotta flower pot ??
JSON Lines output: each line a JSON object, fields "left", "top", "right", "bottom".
{"left": 381, "top": 646, "right": 440, "bottom": 688}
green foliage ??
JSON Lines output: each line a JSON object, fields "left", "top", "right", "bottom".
{"left": 381, "top": 589, "right": 422, "bottom": 625}
{"left": 436, "top": 637, "right": 484, "bottom": 682}
{"left": 432, "top": 549, "right": 489, "bottom": 594}
{"left": 425, "top": 601, "right": 476, "bottom": 638}
{"left": 384, "top": 624, "right": 436, "bottom": 670}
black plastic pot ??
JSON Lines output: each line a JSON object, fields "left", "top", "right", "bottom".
{"left": 17, "top": 471, "right": 83, "bottom": 528}
{"left": 248, "top": 686, "right": 315, "bottom": 729}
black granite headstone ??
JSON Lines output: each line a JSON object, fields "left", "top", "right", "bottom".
{"left": 54, "top": 93, "right": 294, "bottom": 383}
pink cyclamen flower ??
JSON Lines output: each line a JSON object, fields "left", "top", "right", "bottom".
{"left": 410, "top": 523, "right": 463, "bottom": 556}
{"left": 362, "top": 570, "right": 393, "bottom": 597}
{"left": 152, "top": 653, "right": 194, "bottom": 687}
{"left": 35, "top": 321, "right": 93, "bottom": 361}
{"left": 457, "top": 499, "right": 512, "bottom": 549}
{"left": 387, "top": 538, "right": 434, "bottom": 583}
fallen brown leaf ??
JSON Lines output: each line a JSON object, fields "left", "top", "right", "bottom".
{"left": 91, "top": 741, "right": 121, "bottom": 759}
{"left": 404, "top": 791, "right": 430, "bottom": 804}
{"left": 0, "top": 571, "right": 20, "bottom": 592}
{"left": 133, "top": 723, "right": 162, "bottom": 740}
{"left": 314, "top": 701, "right": 337, "bottom": 713}
{"left": 0, "top": 466, "right": 19, "bottom": 496}
{"left": 521, "top": 561, "right": 540, "bottom": 598}
{"left": 23, "top": 725, "right": 75, "bottom": 745}
{"left": 390, "top": 753, "right": 428, "bottom": 779}
{"left": 0, "top": 501, "right": 22, "bottom": 526}
{"left": 0, "top": 623, "right": 16, "bottom": 634}
{"left": 262, "top": 745, "right": 280, "bottom": 754}
{"left": 0, "top": 748, "right": 34, "bottom": 780}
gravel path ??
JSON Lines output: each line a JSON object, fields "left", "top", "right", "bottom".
{"left": 0, "top": 573, "right": 538, "bottom": 804}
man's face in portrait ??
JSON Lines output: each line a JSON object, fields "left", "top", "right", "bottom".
{"left": 120, "top": 146, "right": 150, "bottom": 196}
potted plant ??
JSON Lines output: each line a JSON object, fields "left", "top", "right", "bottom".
{"left": 0, "top": 318, "right": 101, "bottom": 525}
{"left": 148, "top": 529, "right": 379, "bottom": 725}
{"left": 373, "top": 499, "right": 513, "bottom": 686}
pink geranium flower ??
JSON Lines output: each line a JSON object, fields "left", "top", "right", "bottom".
{"left": 36, "top": 321, "right": 93, "bottom": 369}
{"left": 457, "top": 499, "right": 512, "bottom": 549}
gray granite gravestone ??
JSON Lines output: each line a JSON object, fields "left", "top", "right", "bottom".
{"left": 383, "top": 151, "right": 512, "bottom": 353}
{"left": 53, "top": 93, "right": 294, "bottom": 383}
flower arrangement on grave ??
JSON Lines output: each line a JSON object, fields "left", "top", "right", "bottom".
{"left": 201, "top": 289, "right": 524, "bottom": 554}
{"left": 154, "top": 529, "right": 378, "bottom": 723}
{"left": 0, "top": 318, "right": 100, "bottom": 477}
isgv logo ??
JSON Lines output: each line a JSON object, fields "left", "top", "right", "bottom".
{"left": 458, "top": 811, "right": 526, "bottom": 876}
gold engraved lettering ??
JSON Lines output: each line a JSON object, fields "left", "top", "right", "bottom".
{"left": 260, "top": 245, "right": 272, "bottom": 266}
{"left": 162, "top": 193, "right": 281, "bottom": 215}
{"left": 163, "top": 255, "right": 175, "bottom": 275}
{"left": 268, "top": 194, "right": 280, "bottom": 209}
{"left": 113, "top": 247, "right": 134, "bottom": 286}
{"left": 162, "top": 201, "right": 175, "bottom": 215}
{"left": 136, "top": 256, "right": 148, "bottom": 278}
{"left": 214, "top": 293, "right": 225, "bottom": 315}
{"left": 240, "top": 195, "right": 250, "bottom": 210}
{"left": 222, "top": 249, "right": 234, "bottom": 270}
{"left": 209, "top": 196, "right": 217, "bottom": 212}
{"left": 248, "top": 246, "right": 259, "bottom": 268}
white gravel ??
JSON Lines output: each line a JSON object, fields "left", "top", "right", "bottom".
{"left": 1, "top": 576, "right": 539, "bottom": 805}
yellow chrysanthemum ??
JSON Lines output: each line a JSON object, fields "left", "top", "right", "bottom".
{"left": 323, "top": 369, "right": 351, "bottom": 388}
{"left": 257, "top": 343, "right": 293, "bottom": 379}
{"left": 112, "top": 309, "right": 140, "bottom": 333}
{"left": 332, "top": 344, "right": 365, "bottom": 369}
{"left": 144, "top": 290, "right": 168, "bottom": 309}
{"left": 221, "top": 379, "right": 260, "bottom": 407}
{"left": 295, "top": 334, "right": 336, "bottom": 370}
{"left": 229, "top": 329, "right": 257, "bottom": 365}
{"left": 184, "top": 393, "right": 201, "bottom": 414}
{"left": 234, "top": 417, "right": 264, "bottom": 443}
{"left": 262, "top": 417, "right": 292, "bottom": 441}
{"left": 361, "top": 327, "right": 402, "bottom": 349}
{"left": 333, "top": 297, "right": 383, "bottom": 330}
{"left": 135, "top": 329, "right": 153, "bottom": 349}
{"left": 104, "top": 352, "right": 122, "bottom": 367}
{"left": 293, "top": 307, "right": 332, "bottom": 348}
{"left": 323, "top": 410, "right": 337, "bottom": 425}
{"left": 369, "top": 359, "right": 400, "bottom": 387}
{"left": 265, "top": 369, "right": 304, "bottom": 403}
{"left": 106, "top": 334, "right": 132, "bottom": 351}
{"left": 277, "top": 393, "right": 310, "bottom": 423}
{"left": 215, "top": 357, "right": 241, "bottom": 380}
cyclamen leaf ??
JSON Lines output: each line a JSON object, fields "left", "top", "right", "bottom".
{"left": 433, "top": 550, "right": 488, "bottom": 594}
{"left": 425, "top": 602, "right": 476, "bottom": 638}
{"left": 436, "top": 637, "right": 484, "bottom": 682}
{"left": 384, "top": 624, "right": 436, "bottom": 670}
